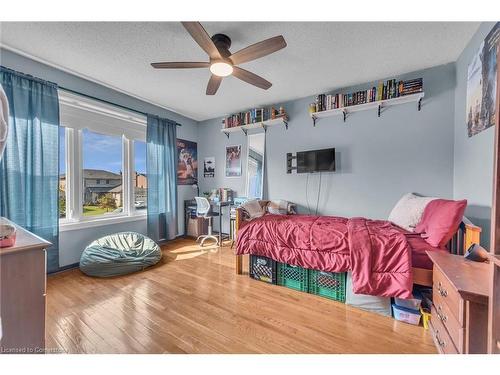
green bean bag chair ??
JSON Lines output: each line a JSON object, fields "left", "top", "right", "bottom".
{"left": 79, "top": 232, "right": 162, "bottom": 277}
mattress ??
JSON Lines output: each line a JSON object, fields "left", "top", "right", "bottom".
{"left": 406, "top": 235, "right": 448, "bottom": 269}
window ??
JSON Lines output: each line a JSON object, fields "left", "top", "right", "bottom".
{"left": 82, "top": 129, "right": 124, "bottom": 217}
{"left": 58, "top": 91, "right": 147, "bottom": 229}
{"left": 59, "top": 127, "right": 66, "bottom": 219}
{"left": 134, "top": 140, "right": 147, "bottom": 212}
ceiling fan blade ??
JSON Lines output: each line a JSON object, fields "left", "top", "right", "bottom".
{"left": 232, "top": 67, "right": 272, "bottom": 90}
{"left": 229, "top": 35, "right": 287, "bottom": 65}
{"left": 151, "top": 62, "right": 210, "bottom": 69}
{"left": 206, "top": 75, "right": 223, "bottom": 95}
{"left": 181, "top": 22, "right": 222, "bottom": 60}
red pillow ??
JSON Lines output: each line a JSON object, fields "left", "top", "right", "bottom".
{"left": 415, "top": 199, "right": 467, "bottom": 247}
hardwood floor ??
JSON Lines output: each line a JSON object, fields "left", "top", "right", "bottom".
{"left": 46, "top": 238, "right": 436, "bottom": 354}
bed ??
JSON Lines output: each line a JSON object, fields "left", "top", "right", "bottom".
{"left": 234, "top": 200, "right": 481, "bottom": 294}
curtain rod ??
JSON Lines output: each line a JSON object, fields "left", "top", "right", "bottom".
{"left": 59, "top": 87, "right": 182, "bottom": 127}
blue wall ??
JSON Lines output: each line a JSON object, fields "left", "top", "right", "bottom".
{"left": 2, "top": 22, "right": 497, "bottom": 265}
{"left": 198, "top": 63, "right": 457, "bottom": 235}
{"left": 0, "top": 48, "right": 199, "bottom": 267}
{"left": 453, "top": 22, "right": 497, "bottom": 249}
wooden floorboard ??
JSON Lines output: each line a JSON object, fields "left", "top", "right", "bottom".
{"left": 46, "top": 238, "right": 436, "bottom": 354}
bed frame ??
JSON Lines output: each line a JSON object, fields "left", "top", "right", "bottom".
{"left": 233, "top": 202, "right": 482, "bottom": 288}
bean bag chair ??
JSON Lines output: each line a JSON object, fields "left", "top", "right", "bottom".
{"left": 80, "top": 232, "right": 162, "bottom": 277}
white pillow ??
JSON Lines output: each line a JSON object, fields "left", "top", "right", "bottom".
{"left": 241, "top": 199, "right": 265, "bottom": 220}
{"left": 388, "top": 193, "right": 436, "bottom": 232}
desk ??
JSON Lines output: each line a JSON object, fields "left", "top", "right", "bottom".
{"left": 184, "top": 200, "right": 232, "bottom": 246}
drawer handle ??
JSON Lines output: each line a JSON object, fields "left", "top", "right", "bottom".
{"left": 437, "top": 282, "right": 448, "bottom": 297}
{"left": 437, "top": 306, "right": 447, "bottom": 323}
{"left": 435, "top": 330, "right": 446, "bottom": 348}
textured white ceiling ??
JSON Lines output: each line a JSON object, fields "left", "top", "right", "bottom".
{"left": 0, "top": 22, "right": 479, "bottom": 121}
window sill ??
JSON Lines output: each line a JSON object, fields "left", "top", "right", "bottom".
{"left": 59, "top": 214, "right": 147, "bottom": 232}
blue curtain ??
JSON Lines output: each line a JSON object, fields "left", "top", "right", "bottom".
{"left": 0, "top": 67, "right": 60, "bottom": 273}
{"left": 146, "top": 115, "right": 177, "bottom": 242}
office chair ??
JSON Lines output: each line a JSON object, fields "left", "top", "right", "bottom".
{"left": 195, "top": 197, "right": 219, "bottom": 247}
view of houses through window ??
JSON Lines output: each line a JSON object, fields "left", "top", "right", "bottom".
{"left": 82, "top": 129, "right": 124, "bottom": 216}
{"left": 58, "top": 127, "right": 148, "bottom": 220}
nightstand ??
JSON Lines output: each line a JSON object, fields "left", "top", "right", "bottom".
{"left": 426, "top": 251, "right": 489, "bottom": 354}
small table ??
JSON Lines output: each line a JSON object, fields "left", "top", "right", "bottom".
{"left": 184, "top": 199, "right": 232, "bottom": 246}
{"left": 426, "top": 251, "right": 490, "bottom": 354}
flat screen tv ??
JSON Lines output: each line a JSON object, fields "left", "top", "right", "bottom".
{"left": 297, "top": 148, "right": 335, "bottom": 173}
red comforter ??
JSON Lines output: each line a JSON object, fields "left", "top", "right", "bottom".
{"left": 236, "top": 214, "right": 413, "bottom": 298}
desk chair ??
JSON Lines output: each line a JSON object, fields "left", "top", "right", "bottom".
{"left": 195, "top": 197, "right": 219, "bottom": 247}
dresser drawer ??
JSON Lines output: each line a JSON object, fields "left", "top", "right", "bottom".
{"left": 432, "top": 294, "right": 464, "bottom": 351}
{"left": 433, "top": 266, "right": 463, "bottom": 324}
{"left": 430, "top": 306, "right": 459, "bottom": 354}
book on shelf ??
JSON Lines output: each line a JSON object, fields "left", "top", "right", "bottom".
{"left": 311, "top": 77, "right": 423, "bottom": 113}
{"left": 222, "top": 106, "right": 286, "bottom": 129}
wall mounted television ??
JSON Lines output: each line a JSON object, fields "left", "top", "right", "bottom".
{"left": 297, "top": 148, "right": 336, "bottom": 173}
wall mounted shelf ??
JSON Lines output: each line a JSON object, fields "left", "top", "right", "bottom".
{"left": 310, "top": 92, "right": 424, "bottom": 126}
{"left": 220, "top": 116, "right": 288, "bottom": 138}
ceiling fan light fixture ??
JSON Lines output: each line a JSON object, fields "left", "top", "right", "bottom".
{"left": 152, "top": 22, "right": 287, "bottom": 95}
{"left": 210, "top": 61, "right": 233, "bottom": 77}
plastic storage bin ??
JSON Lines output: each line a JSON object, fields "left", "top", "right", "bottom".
{"left": 392, "top": 304, "right": 422, "bottom": 325}
{"left": 308, "top": 270, "right": 346, "bottom": 302}
{"left": 394, "top": 296, "right": 422, "bottom": 310}
{"left": 277, "top": 263, "right": 309, "bottom": 292}
{"left": 249, "top": 255, "right": 277, "bottom": 284}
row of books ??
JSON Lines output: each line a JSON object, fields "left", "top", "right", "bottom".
{"left": 313, "top": 77, "right": 424, "bottom": 112}
{"left": 222, "top": 107, "right": 286, "bottom": 128}
{"left": 399, "top": 78, "right": 424, "bottom": 96}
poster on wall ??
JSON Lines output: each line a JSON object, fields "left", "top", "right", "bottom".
{"left": 177, "top": 138, "right": 198, "bottom": 185}
{"left": 466, "top": 22, "right": 500, "bottom": 137}
{"left": 204, "top": 157, "right": 215, "bottom": 177}
{"left": 225, "top": 145, "right": 242, "bottom": 177}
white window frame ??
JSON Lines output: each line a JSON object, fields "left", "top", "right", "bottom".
{"left": 58, "top": 91, "right": 147, "bottom": 232}
{"left": 131, "top": 139, "right": 149, "bottom": 214}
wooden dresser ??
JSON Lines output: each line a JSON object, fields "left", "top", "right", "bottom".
{"left": 427, "top": 251, "right": 489, "bottom": 354}
{"left": 0, "top": 218, "right": 51, "bottom": 354}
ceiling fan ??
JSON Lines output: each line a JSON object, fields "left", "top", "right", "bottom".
{"left": 151, "top": 22, "right": 287, "bottom": 95}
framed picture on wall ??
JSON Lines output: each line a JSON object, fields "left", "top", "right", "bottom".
{"left": 466, "top": 22, "right": 500, "bottom": 137}
{"left": 177, "top": 138, "right": 198, "bottom": 185}
{"left": 204, "top": 156, "right": 215, "bottom": 178}
{"left": 225, "top": 145, "right": 242, "bottom": 177}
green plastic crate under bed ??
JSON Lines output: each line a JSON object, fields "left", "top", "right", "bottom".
{"left": 277, "top": 262, "right": 309, "bottom": 292}
{"left": 308, "top": 269, "right": 346, "bottom": 302}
